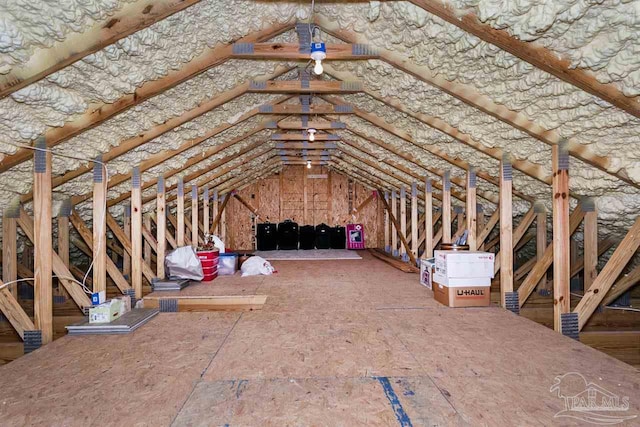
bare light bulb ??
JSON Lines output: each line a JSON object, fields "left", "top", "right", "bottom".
{"left": 313, "top": 59, "right": 323, "bottom": 75}
{"left": 309, "top": 131, "right": 315, "bottom": 142}
{"left": 307, "top": 160, "right": 312, "bottom": 169}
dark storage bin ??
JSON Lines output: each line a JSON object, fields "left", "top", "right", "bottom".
{"left": 278, "top": 220, "right": 299, "bottom": 250}
{"left": 330, "top": 226, "right": 346, "bottom": 249}
{"left": 315, "top": 223, "right": 331, "bottom": 249}
{"left": 299, "top": 225, "right": 315, "bottom": 250}
{"left": 257, "top": 222, "right": 278, "bottom": 251}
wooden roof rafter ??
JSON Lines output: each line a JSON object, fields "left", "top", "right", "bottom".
{"left": 0, "top": 0, "right": 206, "bottom": 98}
{"left": 0, "top": 21, "right": 295, "bottom": 173}
{"left": 314, "top": 17, "right": 639, "bottom": 189}
{"left": 407, "top": 0, "right": 640, "bottom": 120}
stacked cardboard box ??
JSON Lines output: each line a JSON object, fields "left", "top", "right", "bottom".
{"left": 432, "top": 251, "right": 494, "bottom": 307}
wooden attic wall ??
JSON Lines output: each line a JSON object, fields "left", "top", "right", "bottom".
{"left": 225, "top": 166, "right": 383, "bottom": 250}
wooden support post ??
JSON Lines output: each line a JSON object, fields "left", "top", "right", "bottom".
{"left": 552, "top": 142, "right": 570, "bottom": 332}
{"left": 476, "top": 204, "right": 485, "bottom": 236}
{"left": 533, "top": 202, "right": 548, "bottom": 290}
{"left": 92, "top": 156, "right": 107, "bottom": 295}
{"left": 220, "top": 200, "right": 227, "bottom": 243}
{"left": 203, "top": 186, "right": 210, "bottom": 236}
{"left": 378, "top": 190, "right": 417, "bottom": 266}
{"left": 191, "top": 184, "right": 198, "bottom": 249}
{"left": 466, "top": 169, "right": 477, "bottom": 250}
{"left": 55, "top": 200, "right": 70, "bottom": 286}
{"left": 455, "top": 206, "right": 465, "bottom": 235}
{"left": 211, "top": 190, "right": 219, "bottom": 235}
{"left": 499, "top": 156, "right": 513, "bottom": 307}
{"left": 400, "top": 187, "right": 407, "bottom": 260}
{"left": 411, "top": 183, "right": 418, "bottom": 260}
{"left": 144, "top": 214, "right": 152, "bottom": 264}
{"left": 574, "top": 216, "right": 640, "bottom": 330}
{"left": 391, "top": 190, "right": 398, "bottom": 256}
{"left": 176, "top": 177, "right": 185, "bottom": 246}
{"left": 583, "top": 198, "right": 598, "bottom": 291}
{"left": 33, "top": 139, "right": 53, "bottom": 344}
{"left": 122, "top": 205, "right": 132, "bottom": 278}
{"left": 442, "top": 170, "right": 452, "bottom": 244}
{"left": 131, "top": 167, "right": 143, "bottom": 299}
{"left": 384, "top": 191, "right": 390, "bottom": 252}
{"left": 424, "top": 179, "right": 434, "bottom": 259}
{"left": 156, "top": 177, "right": 166, "bottom": 279}
{"left": 2, "top": 207, "right": 18, "bottom": 298}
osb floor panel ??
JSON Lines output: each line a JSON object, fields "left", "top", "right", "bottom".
{"left": 0, "top": 252, "right": 638, "bottom": 426}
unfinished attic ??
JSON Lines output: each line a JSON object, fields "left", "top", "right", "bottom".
{"left": 0, "top": 0, "right": 639, "bottom": 424}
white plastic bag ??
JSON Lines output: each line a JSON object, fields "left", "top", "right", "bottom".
{"left": 165, "top": 246, "right": 204, "bottom": 281}
{"left": 241, "top": 256, "right": 276, "bottom": 277}
{"left": 211, "top": 235, "right": 225, "bottom": 254}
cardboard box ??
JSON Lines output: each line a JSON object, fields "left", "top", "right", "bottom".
{"left": 432, "top": 273, "right": 491, "bottom": 287}
{"left": 432, "top": 280, "right": 491, "bottom": 307}
{"left": 419, "top": 258, "right": 434, "bottom": 290}
{"left": 89, "top": 299, "right": 124, "bottom": 324}
{"left": 434, "top": 251, "right": 495, "bottom": 279}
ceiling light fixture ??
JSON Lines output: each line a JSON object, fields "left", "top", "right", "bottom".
{"left": 307, "top": 160, "right": 312, "bottom": 169}
{"left": 311, "top": 41, "right": 326, "bottom": 75}
{"left": 307, "top": 128, "right": 316, "bottom": 142}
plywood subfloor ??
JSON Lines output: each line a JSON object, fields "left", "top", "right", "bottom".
{"left": 0, "top": 252, "right": 638, "bottom": 426}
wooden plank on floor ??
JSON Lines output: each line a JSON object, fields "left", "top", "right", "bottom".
{"left": 143, "top": 295, "right": 267, "bottom": 312}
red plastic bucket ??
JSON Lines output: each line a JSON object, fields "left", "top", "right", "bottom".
{"left": 201, "top": 259, "right": 217, "bottom": 268}
{"left": 197, "top": 249, "right": 219, "bottom": 260}
{"left": 203, "top": 271, "right": 218, "bottom": 281}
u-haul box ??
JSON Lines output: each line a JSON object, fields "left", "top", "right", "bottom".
{"left": 432, "top": 281, "right": 491, "bottom": 307}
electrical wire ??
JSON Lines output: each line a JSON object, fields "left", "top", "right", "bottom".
{"left": 603, "top": 305, "right": 640, "bottom": 313}
{"left": 2, "top": 140, "right": 111, "bottom": 295}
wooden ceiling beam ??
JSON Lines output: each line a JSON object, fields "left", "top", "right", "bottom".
{"left": 0, "top": 21, "right": 294, "bottom": 174}
{"left": 275, "top": 142, "right": 337, "bottom": 149}
{"left": 316, "top": 18, "right": 637, "bottom": 189}
{"left": 407, "top": 0, "right": 640, "bottom": 120}
{"left": 278, "top": 120, "right": 345, "bottom": 130}
{"left": 248, "top": 80, "right": 362, "bottom": 94}
{"left": 230, "top": 43, "right": 377, "bottom": 60}
{"left": 0, "top": 0, "right": 205, "bottom": 99}
{"left": 258, "top": 104, "right": 352, "bottom": 115}
{"left": 271, "top": 132, "right": 339, "bottom": 141}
